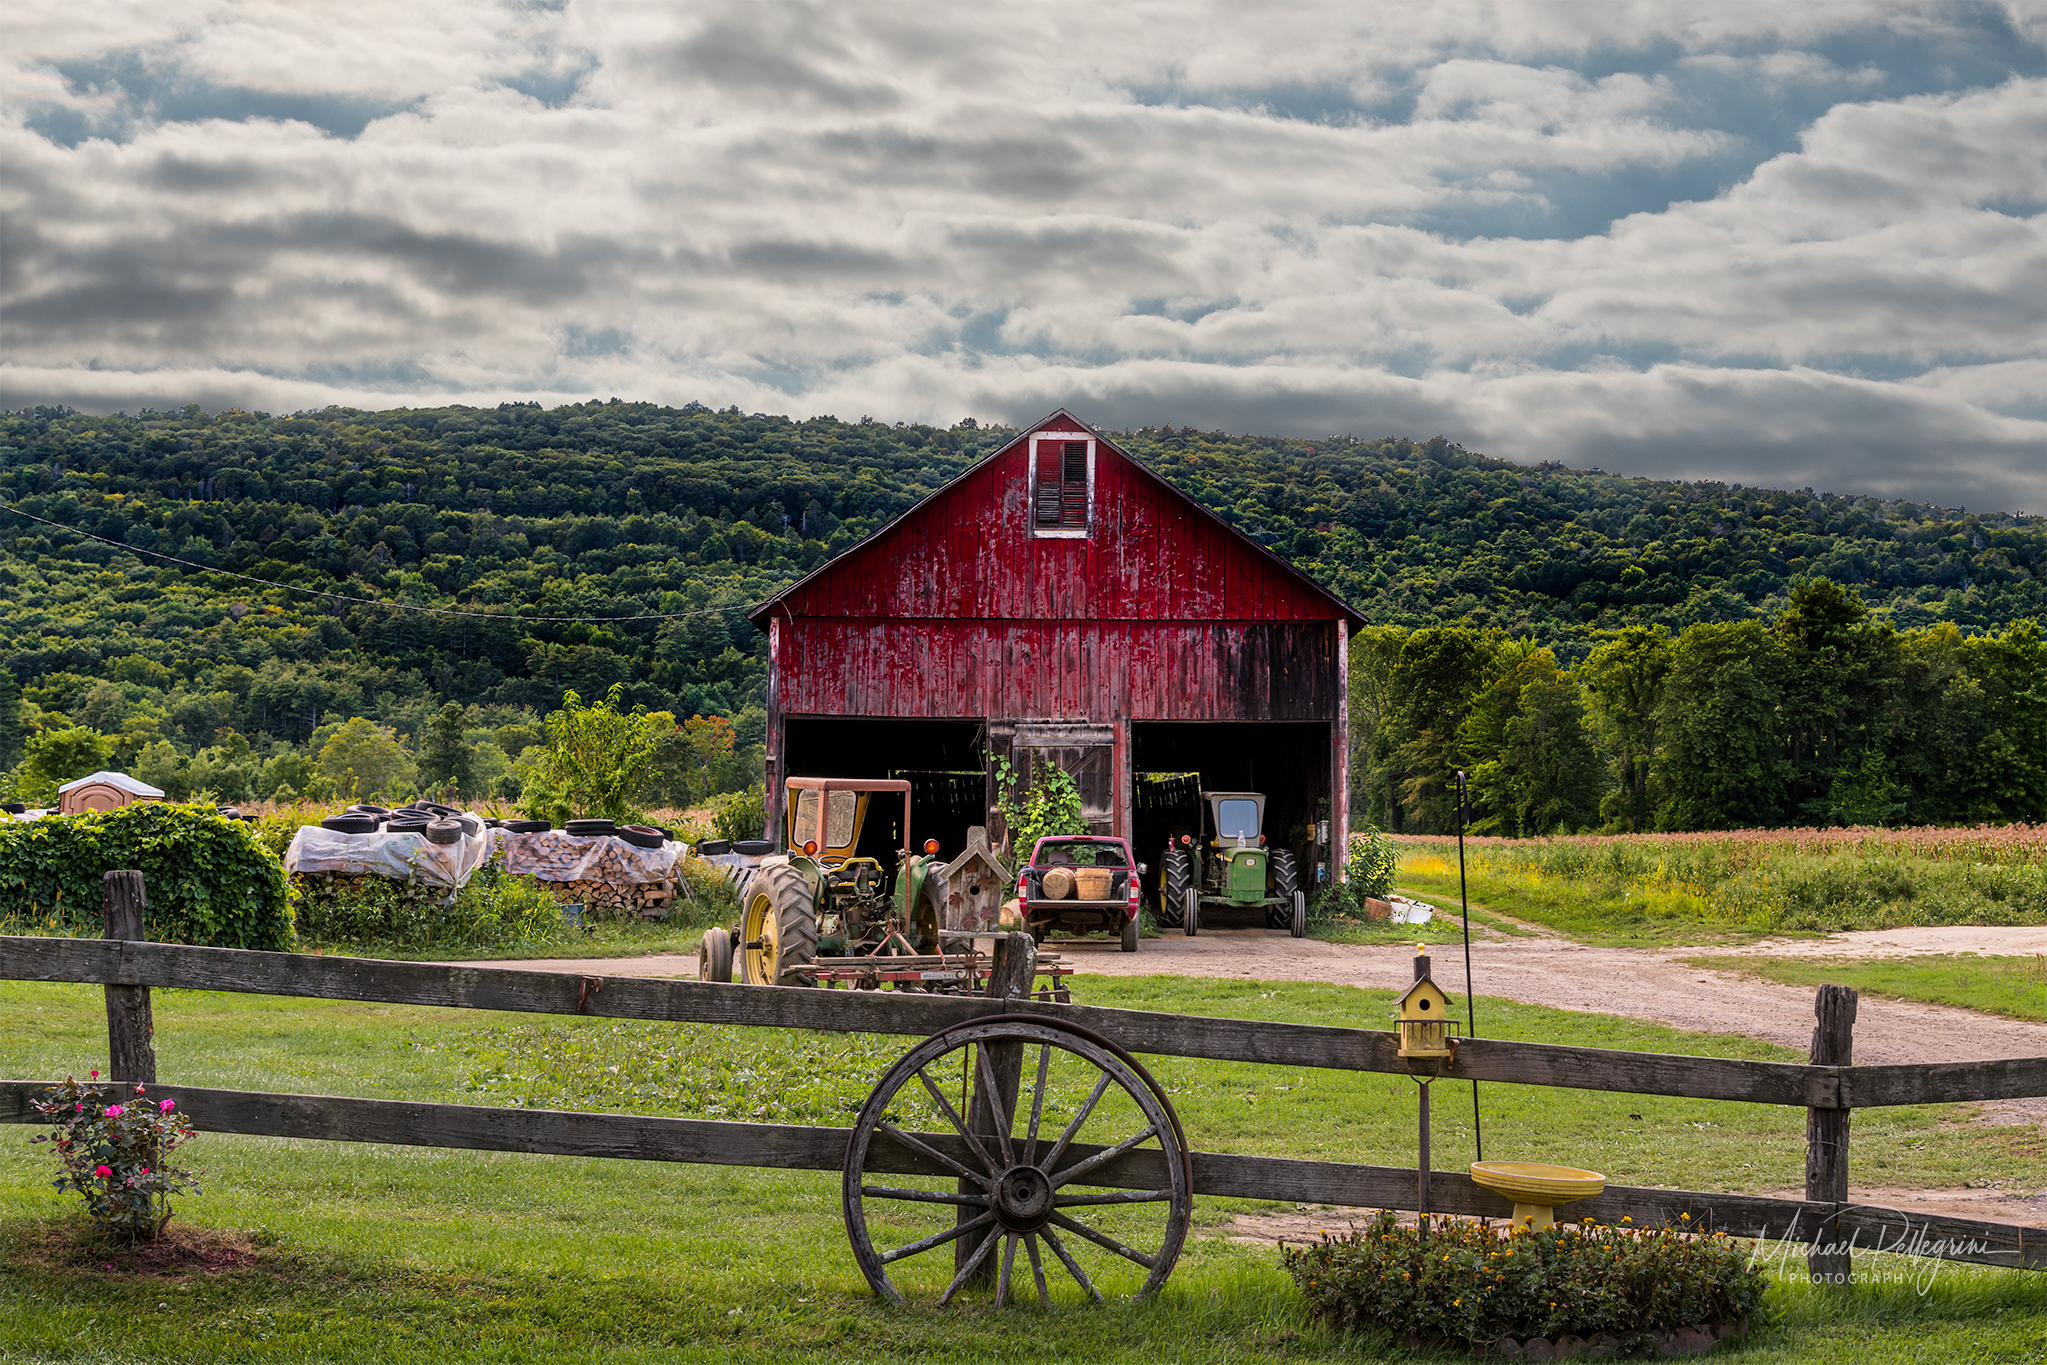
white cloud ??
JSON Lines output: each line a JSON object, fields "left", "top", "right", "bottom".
{"left": 2, "top": 0, "right": 2042, "bottom": 511}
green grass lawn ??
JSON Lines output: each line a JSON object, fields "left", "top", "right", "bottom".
{"left": 2, "top": 974, "right": 2042, "bottom": 1361}
{"left": 1685, "top": 954, "right": 2047, "bottom": 1024}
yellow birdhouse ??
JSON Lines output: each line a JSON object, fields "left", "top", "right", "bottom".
{"left": 1396, "top": 949, "right": 1457, "bottom": 1059}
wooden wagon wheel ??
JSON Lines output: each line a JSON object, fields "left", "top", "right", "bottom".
{"left": 842, "top": 1018, "right": 1191, "bottom": 1308}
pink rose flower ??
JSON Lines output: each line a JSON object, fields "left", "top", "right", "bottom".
{"left": 75, "top": 1102, "right": 84, "bottom": 1111}
{"left": 135, "top": 1084, "right": 145, "bottom": 1094}
{"left": 159, "top": 1099, "right": 176, "bottom": 1113}
{"left": 105, "top": 1105, "right": 124, "bottom": 1117}
{"left": 94, "top": 1165, "right": 112, "bottom": 1178}
{"left": 90, "top": 1070, "right": 99, "bottom": 1080}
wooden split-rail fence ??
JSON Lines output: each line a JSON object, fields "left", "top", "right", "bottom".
{"left": 2, "top": 871, "right": 2044, "bottom": 1283}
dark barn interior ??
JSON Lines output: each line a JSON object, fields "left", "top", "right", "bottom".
{"left": 1132, "top": 721, "right": 1332, "bottom": 918}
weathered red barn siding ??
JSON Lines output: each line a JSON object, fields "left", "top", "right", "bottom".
{"left": 752, "top": 410, "right": 1361, "bottom": 871}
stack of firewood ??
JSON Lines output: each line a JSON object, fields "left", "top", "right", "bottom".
{"left": 545, "top": 877, "right": 676, "bottom": 920}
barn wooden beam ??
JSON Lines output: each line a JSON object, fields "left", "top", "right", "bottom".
{"left": 2, "top": 1080, "right": 2037, "bottom": 1269}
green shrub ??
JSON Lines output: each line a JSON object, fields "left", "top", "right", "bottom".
{"left": 710, "top": 786, "right": 766, "bottom": 843}
{"left": 1283, "top": 1212, "right": 1769, "bottom": 1351}
{"left": 293, "top": 862, "right": 566, "bottom": 954}
{"left": 1310, "top": 825, "right": 1398, "bottom": 922}
{"left": 0, "top": 802, "right": 293, "bottom": 949}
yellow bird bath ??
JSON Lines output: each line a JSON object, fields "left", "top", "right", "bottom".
{"left": 1469, "top": 1161, "right": 1606, "bottom": 1232}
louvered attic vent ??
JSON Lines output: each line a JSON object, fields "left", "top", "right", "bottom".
{"left": 1033, "top": 439, "right": 1090, "bottom": 533}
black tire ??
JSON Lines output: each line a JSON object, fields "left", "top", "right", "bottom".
{"left": 741, "top": 861, "right": 819, "bottom": 986}
{"left": 424, "top": 819, "right": 464, "bottom": 845}
{"left": 619, "top": 824, "right": 664, "bottom": 850}
{"left": 1267, "top": 848, "right": 1299, "bottom": 929}
{"left": 695, "top": 838, "right": 732, "bottom": 856}
{"left": 1158, "top": 846, "right": 1190, "bottom": 927}
{"left": 506, "top": 819, "right": 550, "bottom": 833}
{"left": 1183, "top": 888, "right": 1200, "bottom": 936}
{"left": 1290, "top": 890, "right": 1307, "bottom": 939}
{"left": 734, "top": 839, "right": 776, "bottom": 856}
{"left": 698, "top": 926, "right": 734, "bottom": 984}
{"left": 565, "top": 818, "right": 616, "bottom": 837}
{"left": 385, "top": 818, "right": 429, "bottom": 834}
{"left": 1121, "top": 912, "right": 1139, "bottom": 952}
{"left": 321, "top": 815, "right": 378, "bottom": 834}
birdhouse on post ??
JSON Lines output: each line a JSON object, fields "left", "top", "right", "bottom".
{"left": 1396, "top": 946, "right": 1457, "bottom": 1059}
{"left": 936, "top": 825, "right": 1012, "bottom": 936}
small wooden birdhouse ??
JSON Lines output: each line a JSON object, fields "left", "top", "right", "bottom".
{"left": 937, "top": 826, "right": 1012, "bottom": 935}
{"left": 1396, "top": 949, "right": 1457, "bottom": 1059}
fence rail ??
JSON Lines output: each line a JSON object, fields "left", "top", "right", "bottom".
{"left": 3, "top": 919, "right": 2045, "bottom": 1278}
{"left": 7, "top": 937, "right": 2043, "bottom": 1110}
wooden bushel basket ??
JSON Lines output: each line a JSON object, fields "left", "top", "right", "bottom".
{"left": 1072, "top": 868, "right": 1114, "bottom": 900}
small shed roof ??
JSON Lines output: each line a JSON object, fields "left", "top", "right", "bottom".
{"left": 58, "top": 771, "right": 166, "bottom": 799}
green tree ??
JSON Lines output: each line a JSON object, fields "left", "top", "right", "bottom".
{"left": 1462, "top": 649, "right": 1602, "bottom": 836}
{"left": 1654, "top": 621, "right": 1788, "bottom": 829}
{"left": 317, "top": 718, "right": 417, "bottom": 804}
{"left": 417, "top": 703, "right": 473, "bottom": 798}
{"left": 17, "top": 725, "right": 116, "bottom": 801}
{"left": 0, "top": 671, "right": 22, "bottom": 770}
{"left": 518, "top": 685, "right": 661, "bottom": 824}
{"left": 1773, "top": 578, "right": 1899, "bottom": 821}
{"left": 1381, "top": 627, "right": 1500, "bottom": 832}
{"left": 1579, "top": 626, "right": 1673, "bottom": 832}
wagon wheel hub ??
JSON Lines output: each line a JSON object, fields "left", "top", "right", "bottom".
{"left": 992, "top": 1164, "right": 1053, "bottom": 1233}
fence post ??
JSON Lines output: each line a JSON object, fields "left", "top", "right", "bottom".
{"left": 102, "top": 870, "right": 157, "bottom": 1085}
{"left": 956, "top": 933, "right": 1036, "bottom": 1282}
{"left": 1806, "top": 984, "right": 1857, "bottom": 1284}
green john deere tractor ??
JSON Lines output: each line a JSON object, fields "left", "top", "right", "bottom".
{"left": 1155, "top": 790, "right": 1305, "bottom": 939}
{"left": 696, "top": 777, "right": 949, "bottom": 987}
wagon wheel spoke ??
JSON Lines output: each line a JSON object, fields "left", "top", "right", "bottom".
{"left": 877, "top": 1120, "right": 987, "bottom": 1187}
{"left": 1047, "top": 1210, "right": 1158, "bottom": 1270}
{"left": 1040, "top": 1071, "right": 1114, "bottom": 1173}
{"left": 995, "top": 1231, "right": 1019, "bottom": 1308}
{"left": 914, "top": 1067, "right": 999, "bottom": 1174}
{"left": 880, "top": 1209, "right": 995, "bottom": 1266}
{"left": 1053, "top": 1188, "right": 1174, "bottom": 1207}
{"left": 973, "top": 1043, "right": 1017, "bottom": 1165}
{"left": 1050, "top": 1122, "right": 1159, "bottom": 1188}
{"left": 937, "top": 1224, "right": 1002, "bottom": 1305}
{"left": 1023, "top": 1043, "right": 1052, "bottom": 1166}
{"left": 1039, "top": 1224, "right": 1103, "bottom": 1302}
{"left": 861, "top": 1184, "right": 989, "bottom": 1208}
{"left": 1025, "top": 1232, "right": 1050, "bottom": 1307}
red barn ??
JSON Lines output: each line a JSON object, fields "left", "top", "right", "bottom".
{"left": 749, "top": 408, "right": 1364, "bottom": 905}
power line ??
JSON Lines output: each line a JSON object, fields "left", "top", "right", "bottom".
{"left": 0, "top": 502, "right": 768, "bottom": 623}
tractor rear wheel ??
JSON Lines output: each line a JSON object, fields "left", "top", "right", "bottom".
{"left": 741, "top": 862, "right": 819, "bottom": 986}
{"left": 1266, "top": 849, "right": 1299, "bottom": 929}
{"left": 1158, "top": 846, "right": 1190, "bottom": 928}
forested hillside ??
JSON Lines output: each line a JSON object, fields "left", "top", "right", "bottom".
{"left": 0, "top": 400, "right": 2040, "bottom": 830}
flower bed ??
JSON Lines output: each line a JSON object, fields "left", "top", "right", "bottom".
{"left": 1282, "top": 1212, "right": 1768, "bottom": 1358}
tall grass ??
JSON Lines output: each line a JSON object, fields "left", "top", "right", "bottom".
{"left": 1393, "top": 825, "right": 2046, "bottom": 939}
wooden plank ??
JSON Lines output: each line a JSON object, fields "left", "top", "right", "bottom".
{"left": 0, "top": 937, "right": 1865, "bottom": 1107}
{"left": 2, "top": 1080, "right": 2035, "bottom": 1269}
{"left": 1841, "top": 1058, "right": 2047, "bottom": 1108}
{"left": 1806, "top": 984, "right": 1857, "bottom": 1283}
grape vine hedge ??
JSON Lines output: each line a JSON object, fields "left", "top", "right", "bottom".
{"left": 0, "top": 803, "right": 293, "bottom": 949}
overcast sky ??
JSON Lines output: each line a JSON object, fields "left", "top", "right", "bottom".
{"left": 4, "top": 2, "right": 2043, "bottom": 511}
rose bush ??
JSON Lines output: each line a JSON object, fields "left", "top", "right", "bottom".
{"left": 31, "top": 1072, "right": 199, "bottom": 1240}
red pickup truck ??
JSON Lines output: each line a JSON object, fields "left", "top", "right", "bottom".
{"left": 1015, "top": 834, "right": 1144, "bottom": 952}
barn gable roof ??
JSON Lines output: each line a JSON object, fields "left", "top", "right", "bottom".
{"left": 748, "top": 407, "right": 1366, "bottom": 627}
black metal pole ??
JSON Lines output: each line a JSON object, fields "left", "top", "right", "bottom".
{"left": 1417, "top": 1079, "right": 1431, "bottom": 1235}
{"left": 1457, "top": 771, "right": 1481, "bottom": 1164}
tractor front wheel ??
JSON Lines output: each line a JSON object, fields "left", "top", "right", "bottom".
{"left": 1266, "top": 849, "right": 1299, "bottom": 929}
{"left": 1158, "top": 846, "right": 1190, "bottom": 928}
{"left": 741, "top": 862, "right": 819, "bottom": 986}
{"left": 1183, "top": 888, "right": 1200, "bottom": 936}
{"left": 698, "top": 926, "right": 734, "bottom": 983}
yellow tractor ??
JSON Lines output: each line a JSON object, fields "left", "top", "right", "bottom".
{"left": 698, "top": 778, "right": 948, "bottom": 987}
